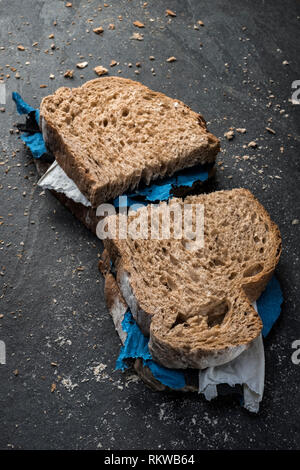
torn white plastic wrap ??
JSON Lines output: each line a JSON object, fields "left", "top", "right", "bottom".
{"left": 198, "top": 303, "right": 265, "bottom": 413}
{"left": 38, "top": 161, "right": 92, "bottom": 207}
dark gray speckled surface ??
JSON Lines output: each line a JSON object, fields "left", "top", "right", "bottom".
{"left": 0, "top": 0, "right": 299, "bottom": 450}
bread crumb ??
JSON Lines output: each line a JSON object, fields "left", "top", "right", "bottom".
{"left": 265, "top": 127, "right": 276, "bottom": 134}
{"left": 167, "top": 56, "right": 176, "bottom": 62}
{"left": 108, "top": 23, "right": 115, "bottom": 30}
{"left": 133, "top": 21, "right": 145, "bottom": 28}
{"left": 166, "top": 9, "right": 176, "bottom": 17}
{"left": 65, "top": 2, "right": 72, "bottom": 7}
{"left": 130, "top": 32, "right": 144, "bottom": 40}
{"left": 64, "top": 69, "right": 74, "bottom": 78}
{"left": 292, "top": 219, "right": 299, "bottom": 225}
{"left": 224, "top": 130, "right": 235, "bottom": 140}
{"left": 197, "top": 20, "right": 204, "bottom": 26}
{"left": 93, "top": 27, "right": 104, "bottom": 34}
{"left": 94, "top": 65, "right": 108, "bottom": 76}
{"left": 248, "top": 141, "right": 257, "bottom": 148}
{"left": 110, "top": 60, "right": 117, "bottom": 67}
{"left": 236, "top": 128, "right": 247, "bottom": 134}
{"left": 51, "top": 383, "right": 56, "bottom": 392}
{"left": 17, "top": 45, "right": 25, "bottom": 51}
{"left": 76, "top": 61, "right": 88, "bottom": 69}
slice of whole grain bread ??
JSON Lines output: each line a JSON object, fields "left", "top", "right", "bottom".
{"left": 40, "top": 77, "right": 220, "bottom": 207}
{"left": 104, "top": 188, "right": 281, "bottom": 369}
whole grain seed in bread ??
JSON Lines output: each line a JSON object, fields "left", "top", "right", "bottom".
{"left": 40, "top": 77, "right": 220, "bottom": 207}
{"left": 103, "top": 188, "right": 281, "bottom": 369}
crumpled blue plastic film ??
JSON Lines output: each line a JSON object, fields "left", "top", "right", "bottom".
{"left": 257, "top": 275, "right": 283, "bottom": 337}
{"left": 116, "top": 311, "right": 186, "bottom": 390}
{"left": 113, "top": 166, "right": 210, "bottom": 207}
{"left": 12, "top": 92, "right": 47, "bottom": 159}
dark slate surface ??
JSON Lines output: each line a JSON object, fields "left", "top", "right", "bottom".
{"left": 0, "top": 0, "right": 299, "bottom": 450}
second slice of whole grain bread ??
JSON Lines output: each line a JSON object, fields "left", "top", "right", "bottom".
{"left": 103, "top": 189, "right": 282, "bottom": 369}
{"left": 40, "top": 77, "right": 220, "bottom": 207}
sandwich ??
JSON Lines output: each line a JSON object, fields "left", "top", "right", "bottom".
{"left": 101, "top": 189, "right": 281, "bottom": 369}
{"left": 38, "top": 77, "right": 220, "bottom": 212}
{"left": 13, "top": 77, "right": 220, "bottom": 231}
{"left": 13, "top": 81, "right": 283, "bottom": 411}
{"left": 98, "top": 189, "right": 282, "bottom": 411}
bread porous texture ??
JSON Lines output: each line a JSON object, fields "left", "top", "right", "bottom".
{"left": 104, "top": 189, "right": 282, "bottom": 369}
{"left": 40, "top": 77, "right": 220, "bottom": 207}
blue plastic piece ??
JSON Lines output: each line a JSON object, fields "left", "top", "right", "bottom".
{"left": 113, "top": 167, "right": 209, "bottom": 207}
{"left": 257, "top": 275, "right": 283, "bottom": 337}
{"left": 116, "top": 311, "right": 186, "bottom": 389}
{"left": 12, "top": 92, "right": 46, "bottom": 158}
